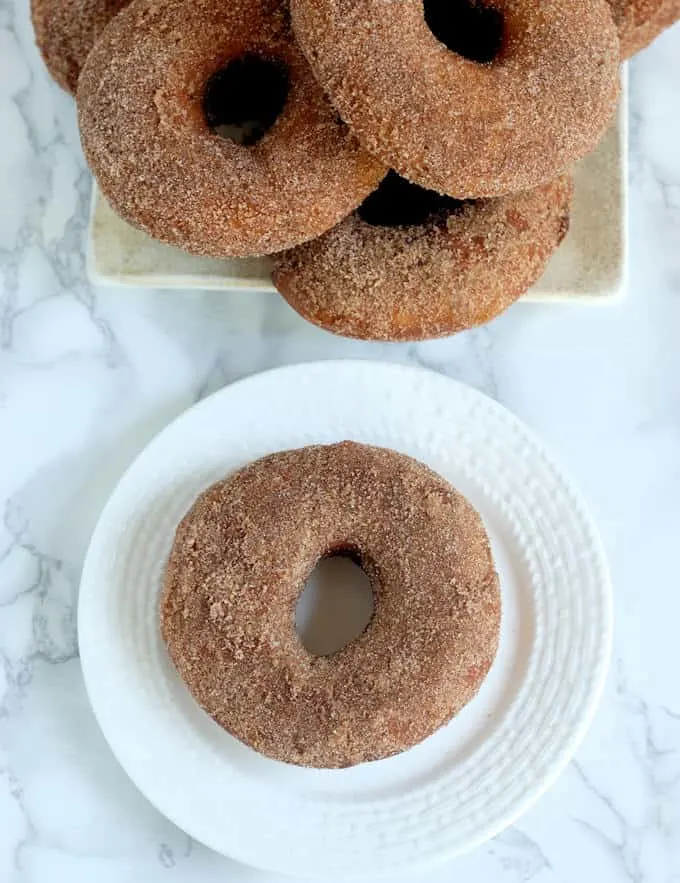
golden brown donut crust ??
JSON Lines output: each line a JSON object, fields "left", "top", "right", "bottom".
{"left": 272, "top": 175, "right": 573, "bottom": 341}
{"left": 290, "top": 0, "right": 620, "bottom": 198}
{"left": 161, "top": 442, "right": 501, "bottom": 769}
{"left": 31, "top": 0, "right": 130, "bottom": 94}
{"left": 77, "top": 0, "right": 386, "bottom": 257}
{"left": 607, "top": 0, "right": 680, "bottom": 57}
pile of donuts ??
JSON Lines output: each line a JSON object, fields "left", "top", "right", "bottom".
{"left": 34, "top": 0, "right": 679, "bottom": 341}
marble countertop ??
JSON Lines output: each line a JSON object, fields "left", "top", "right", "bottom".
{"left": 2, "top": 1, "right": 680, "bottom": 879}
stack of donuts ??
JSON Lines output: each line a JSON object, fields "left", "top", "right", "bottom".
{"left": 34, "top": 0, "right": 679, "bottom": 340}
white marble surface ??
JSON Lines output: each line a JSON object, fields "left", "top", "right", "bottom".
{"left": 1, "top": 0, "right": 680, "bottom": 877}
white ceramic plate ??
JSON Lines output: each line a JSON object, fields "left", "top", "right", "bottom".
{"left": 87, "top": 71, "right": 628, "bottom": 303}
{"left": 78, "top": 361, "right": 612, "bottom": 879}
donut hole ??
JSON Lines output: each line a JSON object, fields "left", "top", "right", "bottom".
{"left": 423, "top": 0, "right": 504, "bottom": 64}
{"left": 295, "top": 553, "right": 374, "bottom": 657}
{"left": 203, "top": 54, "right": 289, "bottom": 146}
{"left": 358, "top": 171, "right": 467, "bottom": 227}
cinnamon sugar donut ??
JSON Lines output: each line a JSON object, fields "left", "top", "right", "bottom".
{"left": 607, "top": 0, "right": 680, "bottom": 57}
{"left": 77, "top": 0, "right": 386, "bottom": 257}
{"left": 290, "top": 0, "right": 620, "bottom": 198}
{"left": 273, "top": 173, "right": 573, "bottom": 341}
{"left": 161, "top": 442, "right": 500, "bottom": 768}
{"left": 31, "top": 0, "right": 130, "bottom": 93}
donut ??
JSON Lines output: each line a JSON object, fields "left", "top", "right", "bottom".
{"left": 607, "top": 0, "right": 680, "bottom": 57}
{"left": 161, "top": 442, "right": 501, "bottom": 768}
{"left": 77, "top": 0, "right": 386, "bottom": 257}
{"left": 272, "top": 172, "right": 573, "bottom": 341}
{"left": 290, "top": 0, "right": 620, "bottom": 198}
{"left": 31, "top": 0, "right": 130, "bottom": 93}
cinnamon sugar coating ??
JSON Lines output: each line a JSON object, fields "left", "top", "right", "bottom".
{"left": 607, "top": 0, "right": 680, "bottom": 57}
{"left": 161, "top": 442, "right": 501, "bottom": 769}
{"left": 290, "top": 0, "right": 620, "bottom": 198}
{"left": 31, "top": 0, "right": 130, "bottom": 93}
{"left": 76, "top": 0, "right": 386, "bottom": 257}
{"left": 273, "top": 175, "right": 573, "bottom": 341}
